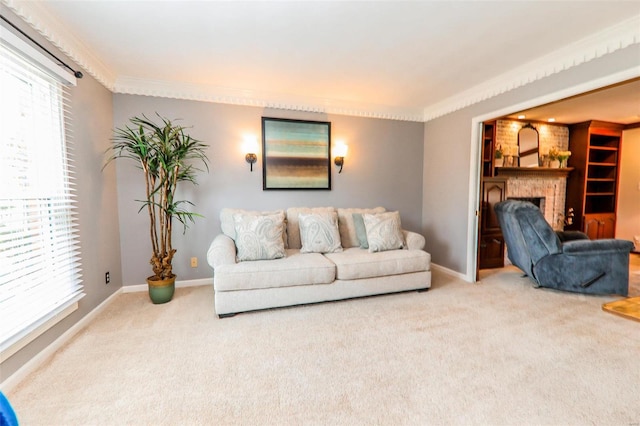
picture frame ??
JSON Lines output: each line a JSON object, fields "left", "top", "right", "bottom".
{"left": 262, "top": 117, "right": 331, "bottom": 190}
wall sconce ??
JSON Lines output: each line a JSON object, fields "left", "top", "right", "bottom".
{"left": 243, "top": 135, "right": 258, "bottom": 172}
{"left": 334, "top": 141, "right": 348, "bottom": 174}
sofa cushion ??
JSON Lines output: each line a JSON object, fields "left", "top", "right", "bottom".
{"left": 214, "top": 249, "right": 336, "bottom": 291}
{"left": 336, "top": 207, "right": 385, "bottom": 248}
{"left": 363, "top": 211, "right": 406, "bottom": 252}
{"left": 221, "top": 208, "right": 288, "bottom": 248}
{"left": 299, "top": 212, "right": 343, "bottom": 254}
{"left": 233, "top": 212, "right": 286, "bottom": 262}
{"left": 324, "top": 247, "right": 430, "bottom": 280}
{"left": 286, "top": 207, "right": 336, "bottom": 249}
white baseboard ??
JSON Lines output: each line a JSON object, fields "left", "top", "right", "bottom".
{"left": 121, "top": 277, "right": 213, "bottom": 293}
{"left": 0, "top": 289, "right": 121, "bottom": 393}
{"left": 1, "top": 277, "right": 213, "bottom": 393}
{"left": 431, "top": 263, "right": 470, "bottom": 282}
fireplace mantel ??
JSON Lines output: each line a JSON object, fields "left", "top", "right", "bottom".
{"left": 495, "top": 167, "right": 573, "bottom": 178}
{"left": 498, "top": 168, "right": 572, "bottom": 231}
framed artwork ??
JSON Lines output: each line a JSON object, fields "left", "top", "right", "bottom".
{"left": 262, "top": 117, "right": 331, "bottom": 190}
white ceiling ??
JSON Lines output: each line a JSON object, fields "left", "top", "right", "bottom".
{"left": 4, "top": 1, "right": 640, "bottom": 121}
{"left": 505, "top": 78, "right": 640, "bottom": 125}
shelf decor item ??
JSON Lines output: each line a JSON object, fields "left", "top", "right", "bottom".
{"left": 502, "top": 144, "right": 519, "bottom": 167}
{"left": 548, "top": 147, "right": 560, "bottom": 168}
{"left": 262, "top": 117, "right": 331, "bottom": 190}
{"left": 557, "top": 150, "right": 571, "bottom": 168}
{"left": 494, "top": 144, "right": 504, "bottom": 167}
{"left": 104, "top": 115, "right": 209, "bottom": 303}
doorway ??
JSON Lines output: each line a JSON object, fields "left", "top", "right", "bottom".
{"left": 466, "top": 74, "right": 640, "bottom": 282}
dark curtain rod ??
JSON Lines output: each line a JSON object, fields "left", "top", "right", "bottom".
{"left": 1, "top": 14, "right": 83, "bottom": 78}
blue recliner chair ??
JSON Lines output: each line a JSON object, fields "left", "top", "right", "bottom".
{"left": 494, "top": 199, "right": 633, "bottom": 296}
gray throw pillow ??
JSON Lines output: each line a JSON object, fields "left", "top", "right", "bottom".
{"left": 233, "top": 212, "right": 286, "bottom": 262}
{"left": 352, "top": 213, "right": 369, "bottom": 249}
{"left": 363, "top": 211, "right": 405, "bottom": 253}
{"left": 299, "top": 212, "right": 343, "bottom": 254}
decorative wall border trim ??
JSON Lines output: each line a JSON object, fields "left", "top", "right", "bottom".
{"left": 3, "top": 1, "right": 639, "bottom": 123}
{"left": 114, "top": 76, "right": 425, "bottom": 122}
{"left": 2, "top": 0, "right": 116, "bottom": 89}
{"left": 423, "top": 15, "right": 640, "bottom": 122}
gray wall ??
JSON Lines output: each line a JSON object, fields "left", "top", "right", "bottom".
{"left": 1, "top": 8, "right": 122, "bottom": 381}
{"left": 422, "top": 44, "right": 640, "bottom": 276}
{"left": 112, "top": 96, "right": 425, "bottom": 285}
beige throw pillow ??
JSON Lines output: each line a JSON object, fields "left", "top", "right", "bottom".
{"left": 221, "top": 208, "right": 288, "bottom": 248}
{"left": 233, "top": 212, "right": 286, "bottom": 262}
{"left": 363, "top": 211, "right": 405, "bottom": 253}
{"left": 299, "top": 212, "right": 343, "bottom": 254}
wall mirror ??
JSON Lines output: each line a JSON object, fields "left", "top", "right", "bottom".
{"left": 518, "top": 124, "right": 539, "bottom": 167}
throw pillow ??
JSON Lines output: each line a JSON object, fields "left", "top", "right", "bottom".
{"left": 221, "top": 208, "right": 288, "bottom": 249}
{"left": 352, "top": 213, "right": 369, "bottom": 249}
{"left": 233, "top": 212, "right": 286, "bottom": 262}
{"left": 298, "top": 212, "right": 343, "bottom": 254}
{"left": 336, "top": 207, "right": 385, "bottom": 248}
{"left": 286, "top": 207, "right": 336, "bottom": 250}
{"left": 363, "top": 211, "right": 405, "bottom": 253}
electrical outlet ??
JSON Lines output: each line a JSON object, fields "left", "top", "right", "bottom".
{"left": 190, "top": 257, "right": 198, "bottom": 268}
{"left": 105, "top": 271, "right": 110, "bottom": 284}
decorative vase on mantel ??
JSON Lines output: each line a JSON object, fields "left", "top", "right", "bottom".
{"left": 550, "top": 159, "right": 560, "bottom": 168}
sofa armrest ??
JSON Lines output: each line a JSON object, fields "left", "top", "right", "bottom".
{"left": 207, "top": 234, "right": 237, "bottom": 269}
{"left": 403, "top": 230, "right": 425, "bottom": 250}
{"left": 562, "top": 239, "right": 634, "bottom": 255}
{"left": 555, "top": 230, "right": 589, "bottom": 242}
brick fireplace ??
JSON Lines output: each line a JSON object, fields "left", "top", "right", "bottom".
{"left": 496, "top": 168, "right": 573, "bottom": 230}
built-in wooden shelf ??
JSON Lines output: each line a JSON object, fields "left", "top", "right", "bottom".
{"left": 495, "top": 167, "right": 574, "bottom": 178}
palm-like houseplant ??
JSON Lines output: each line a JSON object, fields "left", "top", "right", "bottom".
{"left": 104, "top": 115, "right": 209, "bottom": 303}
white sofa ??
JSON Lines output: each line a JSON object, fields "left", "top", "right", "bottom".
{"left": 207, "top": 207, "right": 431, "bottom": 317}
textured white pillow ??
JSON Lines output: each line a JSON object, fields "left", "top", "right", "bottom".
{"left": 233, "top": 212, "right": 286, "bottom": 262}
{"left": 221, "top": 208, "right": 288, "bottom": 248}
{"left": 336, "top": 207, "right": 385, "bottom": 248}
{"left": 363, "top": 211, "right": 405, "bottom": 253}
{"left": 286, "top": 207, "right": 335, "bottom": 249}
{"left": 298, "top": 212, "right": 343, "bottom": 254}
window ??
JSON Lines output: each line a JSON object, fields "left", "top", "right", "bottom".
{"left": 0, "top": 31, "right": 83, "bottom": 360}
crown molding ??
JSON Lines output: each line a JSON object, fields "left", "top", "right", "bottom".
{"left": 114, "top": 76, "right": 425, "bottom": 122}
{"left": 423, "top": 14, "right": 640, "bottom": 122}
{"left": 3, "top": 0, "right": 638, "bottom": 123}
{"left": 2, "top": 0, "right": 116, "bottom": 90}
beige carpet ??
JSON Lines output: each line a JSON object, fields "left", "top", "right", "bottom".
{"left": 7, "top": 267, "right": 640, "bottom": 425}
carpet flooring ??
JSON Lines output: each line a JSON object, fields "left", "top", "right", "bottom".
{"left": 7, "top": 267, "right": 640, "bottom": 425}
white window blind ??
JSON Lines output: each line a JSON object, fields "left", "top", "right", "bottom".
{"left": 0, "top": 39, "right": 83, "bottom": 358}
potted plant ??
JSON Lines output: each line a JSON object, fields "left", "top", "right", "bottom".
{"left": 494, "top": 144, "right": 504, "bottom": 167}
{"left": 548, "top": 147, "right": 560, "bottom": 168}
{"left": 557, "top": 150, "right": 571, "bottom": 168}
{"left": 104, "top": 115, "right": 209, "bottom": 304}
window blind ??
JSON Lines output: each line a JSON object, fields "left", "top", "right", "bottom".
{"left": 0, "top": 41, "right": 84, "bottom": 358}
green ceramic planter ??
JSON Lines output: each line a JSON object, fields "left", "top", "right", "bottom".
{"left": 147, "top": 275, "right": 176, "bottom": 304}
